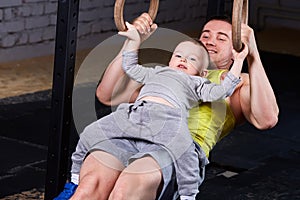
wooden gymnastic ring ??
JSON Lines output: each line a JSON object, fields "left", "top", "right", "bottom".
{"left": 114, "top": 0, "right": 159, "bottom": 31}
{"left": 232, "top": 0, "right": 248, "bottom": 52}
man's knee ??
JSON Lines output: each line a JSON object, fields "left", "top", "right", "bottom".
{"left": 109, "top": 170, "right": 162, "bottom": 199}
{"left": 70, "top": 174, "right": 99, "bottom": 200}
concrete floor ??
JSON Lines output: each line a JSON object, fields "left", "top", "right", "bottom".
{"left": 0, "top": 27, "right": 300, "bottom": 199}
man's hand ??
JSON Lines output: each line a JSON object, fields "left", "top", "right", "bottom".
{"left": 241, "top": 23, "right": 258, "bottom": 58}
{"left": 133, "top": 13, "right": 158, "bottom": 42}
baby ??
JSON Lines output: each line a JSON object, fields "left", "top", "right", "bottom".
{"left": 67, "top": 22, "right": 247, "bottom": 200}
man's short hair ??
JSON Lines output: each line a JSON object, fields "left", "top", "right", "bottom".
{"left": 205, "top": 15, "right": 232, "bottom": 25}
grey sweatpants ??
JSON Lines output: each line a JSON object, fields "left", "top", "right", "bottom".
{"left": 71, "top": 101, "right": 208, "bottom": 198}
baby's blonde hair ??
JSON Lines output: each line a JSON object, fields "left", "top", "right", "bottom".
{"left": 186, "top": 38, "right": 211, "bottom": 70}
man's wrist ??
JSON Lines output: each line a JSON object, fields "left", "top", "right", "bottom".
{"left": 233, "top": 58, "right": 244, "bottom": 64}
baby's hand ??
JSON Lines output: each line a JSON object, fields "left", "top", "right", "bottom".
{"left": 232, "top": 43, "right": 249, "bottom": 61}
{"left": 118, "top": 22, "right": 141, "bottom": 44}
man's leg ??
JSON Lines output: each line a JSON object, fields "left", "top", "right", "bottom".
{"left": 109, "top": 156, "right": 163, "bottom": 200}
{"left": 70, "top": 151, "right": 125, "bottom": 200}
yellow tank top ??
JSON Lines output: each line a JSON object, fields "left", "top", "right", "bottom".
{"left": 188, "top": 70, "right": 236, "bottom": 157}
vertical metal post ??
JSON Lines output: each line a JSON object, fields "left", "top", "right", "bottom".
{"left": 207, "top": 0, "right": 225, "bottom": 20}
{"left": 45, "top": 0, "right": 79, "bottom": 199}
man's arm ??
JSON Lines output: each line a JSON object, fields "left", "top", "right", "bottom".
{"left": 239, "top": 24, "right": 279, "bottom": 129}
{"left": 96, "top": 14, "right": 157, "bottom": 106}
{"left": 96, "top": 39, "right": 141, "bottom": 106}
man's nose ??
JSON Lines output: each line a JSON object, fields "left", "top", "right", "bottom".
{"left": 205, "top": 38, "right": 216, "bottom": 46}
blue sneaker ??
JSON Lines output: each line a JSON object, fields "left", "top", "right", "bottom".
{"left": 54, "top": 182, "right": 78, "bottom": 200}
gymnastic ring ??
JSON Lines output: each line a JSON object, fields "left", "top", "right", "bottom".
{"left": 114, "top": 0, "right": 159, "bottom": 31}
{"left": 232, "top": 0, "right": 248, "bottom": 52}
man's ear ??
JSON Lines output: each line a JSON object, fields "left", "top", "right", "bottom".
{"left": 200, "top": 69, "right": 208, "bottom": 77}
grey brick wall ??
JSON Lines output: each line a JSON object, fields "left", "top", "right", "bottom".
{"left": 0, "top": 0, "right": 210, "bottom": 63}
{"left": 1, "top": 0, "right": 299, "bottom": 63}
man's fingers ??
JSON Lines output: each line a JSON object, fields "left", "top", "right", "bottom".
{"left": 140, "top": 13, "right": 153, "bottom": 25}
{"left": 133, "top": 13, "right": 153, "bottom": 34}
{"left": 133, "top": 20, "right": 148, "bottom": 34}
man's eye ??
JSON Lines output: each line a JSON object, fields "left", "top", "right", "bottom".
{"left": 201, "top": 33, "right": 209, "bottom": 39}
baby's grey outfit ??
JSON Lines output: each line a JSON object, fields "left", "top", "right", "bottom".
{"left": 71, "top": 51, "right": 240, "bottom": 199}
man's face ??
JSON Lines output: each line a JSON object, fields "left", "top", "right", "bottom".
{"left": 199, "top": 20, "right": 234, "bottom": 70}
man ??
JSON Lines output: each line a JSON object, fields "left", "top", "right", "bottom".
{"left": 55, "top": 14, "right": 279, "bottom": 200}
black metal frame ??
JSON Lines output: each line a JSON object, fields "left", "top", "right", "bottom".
{"left": 207, "top": 0, "right": 225, "bottom": 20}
{"left": 45, "top": 0, "right": 80, "bottom": 199}
{"left": 44, "top": 0, "right": 225, "bottom": 199}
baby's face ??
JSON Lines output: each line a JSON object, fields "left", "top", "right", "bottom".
{"left": 169, "top": 41, "right": 209, "bottom": 76}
